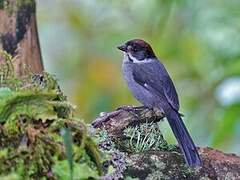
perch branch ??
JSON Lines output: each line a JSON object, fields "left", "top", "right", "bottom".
{"left": 92, "top": 106, "right": 240, "bottom": 179}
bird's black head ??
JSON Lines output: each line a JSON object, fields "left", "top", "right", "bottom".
{"left": 118, "top": 39, "right": 156, "bottom": 62}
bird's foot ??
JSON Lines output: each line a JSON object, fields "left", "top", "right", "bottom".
{"left": 116, "top": 105, "right": 148, "bottom": 120}
{"left": 92, "top": 110, "right": 122, "bottom": 128}
{"left": 92, "top": 106, "right": 152, "bottom": 128}
{"left": 116, "top": 105, "right": 146, "bottom": 112}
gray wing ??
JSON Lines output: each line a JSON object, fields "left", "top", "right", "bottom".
{"left": 132, "top": 61, "right": 179, "bottom": 111}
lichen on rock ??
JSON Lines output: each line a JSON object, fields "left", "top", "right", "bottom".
{"left": 123, "top": 122, "right": 177, "bottom": 153}
{"left": 92, "top": 99, "right": 240, "bottom": 179}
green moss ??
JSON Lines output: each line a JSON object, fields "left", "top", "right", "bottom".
{"left": 0, "top": 0, "right": 35, "bottom": 15}
{"left": 0, "top": 52, "right": 103, "bottom": 179}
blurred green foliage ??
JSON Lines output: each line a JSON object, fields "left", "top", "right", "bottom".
{"left": 37, "top": 0, "right": 240, "bottom": 154}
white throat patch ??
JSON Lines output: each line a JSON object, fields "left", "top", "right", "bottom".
{"left": 123, "top": 53, "right": 154, "bottom": 64}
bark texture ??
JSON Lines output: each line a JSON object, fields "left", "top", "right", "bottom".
{"left": 92, "top": 107, "right": 240, "bottom": 179}
{"left": 0, "top": 0, "right": 43, "bottom": 76}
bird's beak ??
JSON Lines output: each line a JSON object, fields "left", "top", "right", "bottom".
{"left": 117, "top": 44, "right": 127, "bottom": 52}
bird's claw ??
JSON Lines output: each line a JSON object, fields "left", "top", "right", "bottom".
{"left": 116, "top": 105, "right": 148, "bottom": 120}
{"left": 92, "top": 106, "right": 151, "bottom": 128}
{"left": 116, "top": 105, "right": 146, "bottom": 112}
{"left": 92, "top": 110, "right": 122, "bottom": 128}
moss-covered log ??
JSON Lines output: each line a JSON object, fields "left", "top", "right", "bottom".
{"left": 92, "top": 108, "right": 240, "bottom": 179}
{"left": 0, "top": 53, "right": 103, "bottom": 179}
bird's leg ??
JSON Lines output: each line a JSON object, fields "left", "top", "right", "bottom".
{"left": 92, "top": 106, "right": 157, "bottom": 128}
{"left": 116, "top": 105, "right": 149, "bottom": 120}
{"left": 92, "top": 106, "right": 142, "bottom": 128}
{"left": 116, "top": 105, "right": 147, "bottom": 112}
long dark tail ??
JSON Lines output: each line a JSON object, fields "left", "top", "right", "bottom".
{"left": 166, "top": 110, "right": 202, "bottom": 166}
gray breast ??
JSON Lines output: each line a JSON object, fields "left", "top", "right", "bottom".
{"left": 122, "top": 62, "right": 155, "bottom": 108}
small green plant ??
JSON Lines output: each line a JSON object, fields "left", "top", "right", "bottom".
{"left": 123, "top": 122, "right": 177, "bottom": 153}
{"left": 61, "top": 128, "right": 73, "bottom": 180}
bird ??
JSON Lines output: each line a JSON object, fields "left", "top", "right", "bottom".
{"left": 117, "top": 39, "right": 202, "bottom": 166}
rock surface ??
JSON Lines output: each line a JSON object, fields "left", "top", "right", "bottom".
{"left": 92, "top": 107, "right": 240, "bottom": 179}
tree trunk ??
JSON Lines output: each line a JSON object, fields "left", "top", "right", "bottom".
{"left": 0, "top": 0, "right": 44, "bottom": 76}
